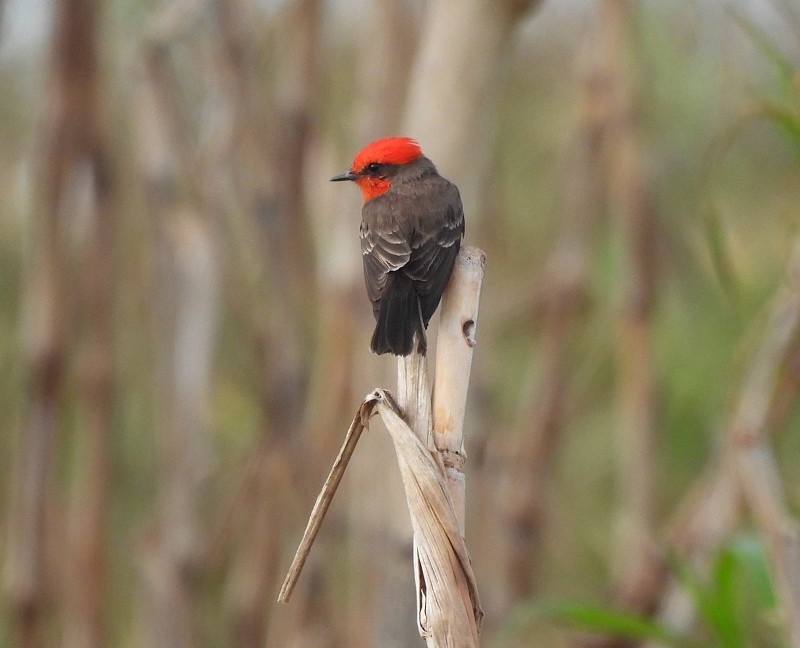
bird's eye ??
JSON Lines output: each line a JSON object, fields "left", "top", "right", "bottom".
{"left": 365, "top": 162, "right": 381, "bottom": 174}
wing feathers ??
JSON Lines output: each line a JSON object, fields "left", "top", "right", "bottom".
{"left": 359, "top": 173, "right": 464, "bottom": 355}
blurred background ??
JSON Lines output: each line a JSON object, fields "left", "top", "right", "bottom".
{"left": 2, "top": 0, "right": 800, "bottom": 646}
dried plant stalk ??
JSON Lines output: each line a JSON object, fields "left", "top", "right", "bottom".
{"left": 403, "top": 0, "right": 543, "bottom": 212}
{"left": 432, "top": 246, "right": 485, "bottom": 531}
{"left": 280, "top": 247, "right": 485, "bottom": 647}
{"left": 398, "top": 349, "right": 433, "bottom": 451}
{"left": 277, "top": 398, "right": 376, "bottom": 604}
{"left": 376, "top": 393, "right": 482, "bottom": 647}
{"left": 498, "top": 40, "right": 604, "bottom": 592}
{"left": 7, "top": 0, "right": 108, "bottom": 645}
{"left": 593, "top": 0, "right": 660, "bottom": 626}
{"left": 134, "top": 10, "right": 222, "bottom": 645}
{"left": 397, "top": 247, "right": 485, "bottom": 646}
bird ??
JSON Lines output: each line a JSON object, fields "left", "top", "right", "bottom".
{"left": 331, "top": 137, "right": 464, "bottom": 356}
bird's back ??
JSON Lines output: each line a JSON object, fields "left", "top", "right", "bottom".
{"left": 360, "top": 164, "right": 464, "bottom": 354}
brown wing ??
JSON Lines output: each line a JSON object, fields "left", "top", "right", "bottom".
{"left": 403, "top": 195, "right": 464, "bottom": 325}
{"left": 360, "top": 219, "right": 411, "bottom": 319}
{"left": 360, "top": 175, "right": 464, "bottom": 324}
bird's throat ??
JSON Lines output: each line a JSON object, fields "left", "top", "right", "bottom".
{"left": 356, "top": 177, "right": 391, "bottom": 202}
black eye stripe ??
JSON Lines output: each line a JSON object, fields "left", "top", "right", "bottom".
{"left": 364, "top": 162, "right": 382, "bottom": 174}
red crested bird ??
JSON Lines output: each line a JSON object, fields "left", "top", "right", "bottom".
{"left": 331, "top": 137, "right": 464, "bottom": 356}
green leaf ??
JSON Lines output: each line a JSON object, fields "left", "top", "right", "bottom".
{"left": 502, "top": 600, "right": 697, "bottom": 648}
{"left": 669, "top": 534, "right": 780, "bottom": 648}
{"left": 670, "top": 552, "right": 743, "bottom": 648}
{"left": 710, "top": 546, "right": 747, "bottom": 648}
{"left": 725, "top": 532, "right": 777, "bottom": 609}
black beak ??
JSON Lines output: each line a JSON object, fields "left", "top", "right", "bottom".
{"left": 330, "top": 170, "right": 358, "bottom": 182}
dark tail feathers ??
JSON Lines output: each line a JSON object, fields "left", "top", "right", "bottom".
{"left": 371, "top": 273, "right": 426, "bottom": 356}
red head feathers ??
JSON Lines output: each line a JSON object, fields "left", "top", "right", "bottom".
{"left": 351, "top": 137, "right": 422, "bottom": 171}
{"left": 331, "top": 137, "right": 425, "bottom": 202}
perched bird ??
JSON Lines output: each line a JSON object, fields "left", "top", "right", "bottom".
{"left": 331, "top": 137, "right": 464, "bottom": 356}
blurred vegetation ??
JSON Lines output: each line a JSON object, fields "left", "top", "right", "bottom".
{"left": 498, "top": 532, "right": 783, "bottom": 648}
{"left": 2, "top": 0, "right": 800, "bottom": 647}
